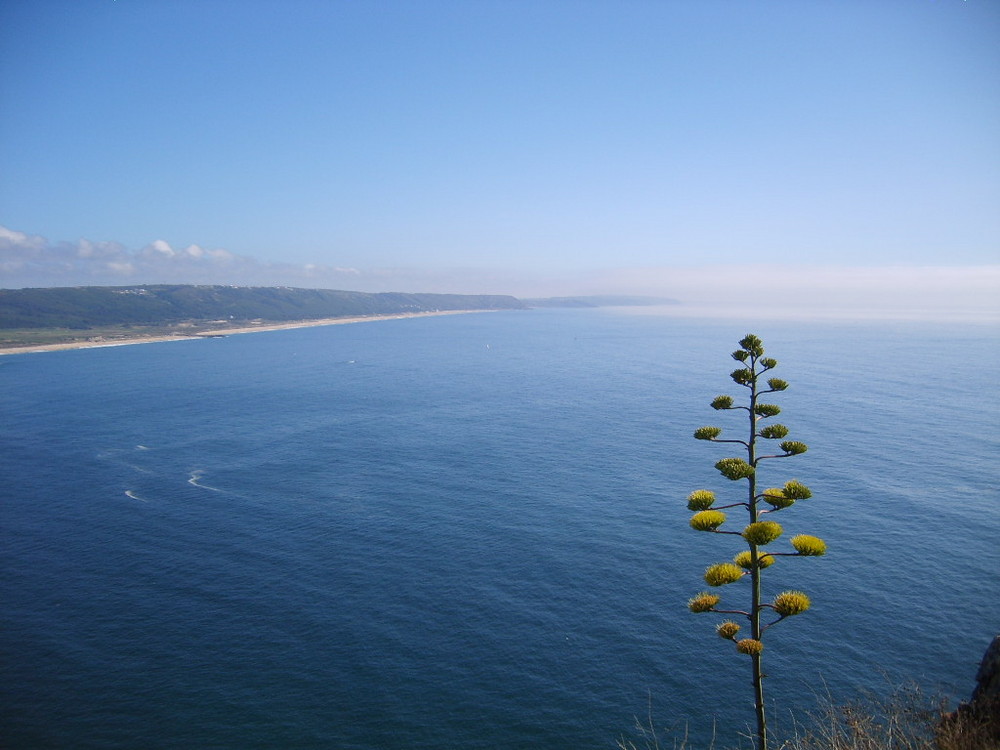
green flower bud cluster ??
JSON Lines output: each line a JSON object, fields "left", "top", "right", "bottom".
{"left": 687, "top": 490, "right": 716, "bottom": 510}
{"left": 780, "top": 441, "right": 808, "bottom": 455}
{"left": 715, "top": 457, "right": 755, "bottom": 480}
{"left": 738, "top": 334, "right": 764, "bottom": 357}
{"left": 693, "top": 426, "right": 722, "bottom": 440}
{"left": 758, "top": 424, "right": 789, "bottom": 439}
{"left": 711, "top": 395, "right": 734, "bottom": 410}
{"left": 731, "top": 368, "right": 754, "bottom": 385}
{"left": 754, "top": 403, "right": 781, "bottom": 418}
{"left": 767, "top": 377, "right": 788, "bottom": 391}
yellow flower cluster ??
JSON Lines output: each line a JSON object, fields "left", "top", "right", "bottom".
{"left": 687, "top": 489, "right": 716, "bottom": 511}
{"left": 690, "top": 510, "right": 726, "bottom": 531}
{"left": 733, "top": 550, "right": 775, "bottom": 570}
{"left": 736, "top": 638, "right": 764, "bottom": 656}
{"left": 704, "top": 562, "right": 744, "bottom": 586}
{"left": 791, "top": 534, "right": 827, "bottom": 556}
{"left": 716, "top": 621, "right": 741, "bottom": 640}
{"left": 688, "top": 592, "right": 721, "bottom": 613}
{"left": 742, "top": 521, "right": 783, "bottom": 546}
{"left": 773, "top": 590, "right": 811, "bottom": 617}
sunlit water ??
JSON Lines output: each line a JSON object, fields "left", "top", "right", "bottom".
{"left": 2, "top": 309, "right": 998, "bottom": 748}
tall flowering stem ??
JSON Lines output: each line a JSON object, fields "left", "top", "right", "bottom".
{"left": 685, "top": 334, "right": 826, "bottom": 750}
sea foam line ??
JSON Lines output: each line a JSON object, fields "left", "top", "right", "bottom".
{"left": 188, "top": 470, "right": 223, "bottom": 492}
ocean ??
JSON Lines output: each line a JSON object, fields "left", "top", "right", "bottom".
{"left": 2, "top": 308, "right": 998, "bottom": 749}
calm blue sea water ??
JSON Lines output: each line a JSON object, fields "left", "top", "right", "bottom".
{"left": 2, "top": 309, "right": 998, "bottom": 749}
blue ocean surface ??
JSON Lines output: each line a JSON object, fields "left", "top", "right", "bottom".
{"left": 2, "top": 309, "right": 998, "bottom": 749}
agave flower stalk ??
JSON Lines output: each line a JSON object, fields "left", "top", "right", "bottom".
{"left": 685, "top": 334, "right": 827, "bottom": 750}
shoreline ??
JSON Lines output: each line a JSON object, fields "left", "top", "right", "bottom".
{"left": 0, "top": 309, "right": 492, "bottom": 356}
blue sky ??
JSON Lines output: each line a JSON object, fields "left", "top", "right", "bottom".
{"left": 1, "top": 0, "right": 998, "bottom": 313}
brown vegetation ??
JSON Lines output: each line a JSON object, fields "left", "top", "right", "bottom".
{"left": 618, "top": 683, "right": 999, "bottom": 750}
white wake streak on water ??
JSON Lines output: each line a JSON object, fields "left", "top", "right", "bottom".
{"left": 187, "top": 470, "right": 223, "bottom": 492}
{"left": 124, "top": 490, "right": 147, "bottom": 502}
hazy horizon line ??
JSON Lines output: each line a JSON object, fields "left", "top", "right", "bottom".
{"left": 2, "top": 225, "right": 998, "bottom": 321}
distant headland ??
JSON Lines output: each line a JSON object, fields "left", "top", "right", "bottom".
{"left": 0, "top": 285, "right": 677, "bottom": 354}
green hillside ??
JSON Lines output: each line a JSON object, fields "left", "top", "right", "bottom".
{"left": 0, "top": 285, "right": 526, "bottom": 330}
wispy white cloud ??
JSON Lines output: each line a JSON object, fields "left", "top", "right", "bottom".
{"left": 0, "top": 225, "right": 361, "bottom": 289}
{"left": 0, "top": 225, "right": 531, "bottom": 294}
{"left": 0, "top": 226, "right": 46, "bottom": 253}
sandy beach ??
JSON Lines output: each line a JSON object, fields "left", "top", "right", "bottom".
{"left": 0, "top": 309, "right": 489, "bottom": 356}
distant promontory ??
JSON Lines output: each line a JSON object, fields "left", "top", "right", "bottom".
{"left": 0, "top": 285, "right": 523, "bottom": 328}
{"left": 0, "top": 285, "right": 677, "bottom": 351}
{"left": 0, "top": 285, "right": 524, "bottom": 350}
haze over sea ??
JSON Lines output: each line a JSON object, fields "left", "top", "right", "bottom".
{"left": 2, "top": 308, "right": 998, "bottom": 749}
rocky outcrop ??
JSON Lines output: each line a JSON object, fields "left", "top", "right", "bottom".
{"left": 938, "top": 635, "right": 1000, "bottom": 750}
{"left": 972, "top": 635, "right": 1000, "bottom": 703}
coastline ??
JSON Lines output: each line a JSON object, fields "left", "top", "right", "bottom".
{"left": 0, "top": 309, "right": 492, "bottom": 356}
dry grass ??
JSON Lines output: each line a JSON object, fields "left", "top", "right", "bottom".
{"left": 618, "top": 684, "right": 999, "bottom": 750}
{"left": 775, "top": 683, "right": 999, "bottom": 750}
{"left": 776, "top": 683, "right": 943, "bottom": 750}
{"left": 616, "top": 694, "right": 717, "bottom": 750}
